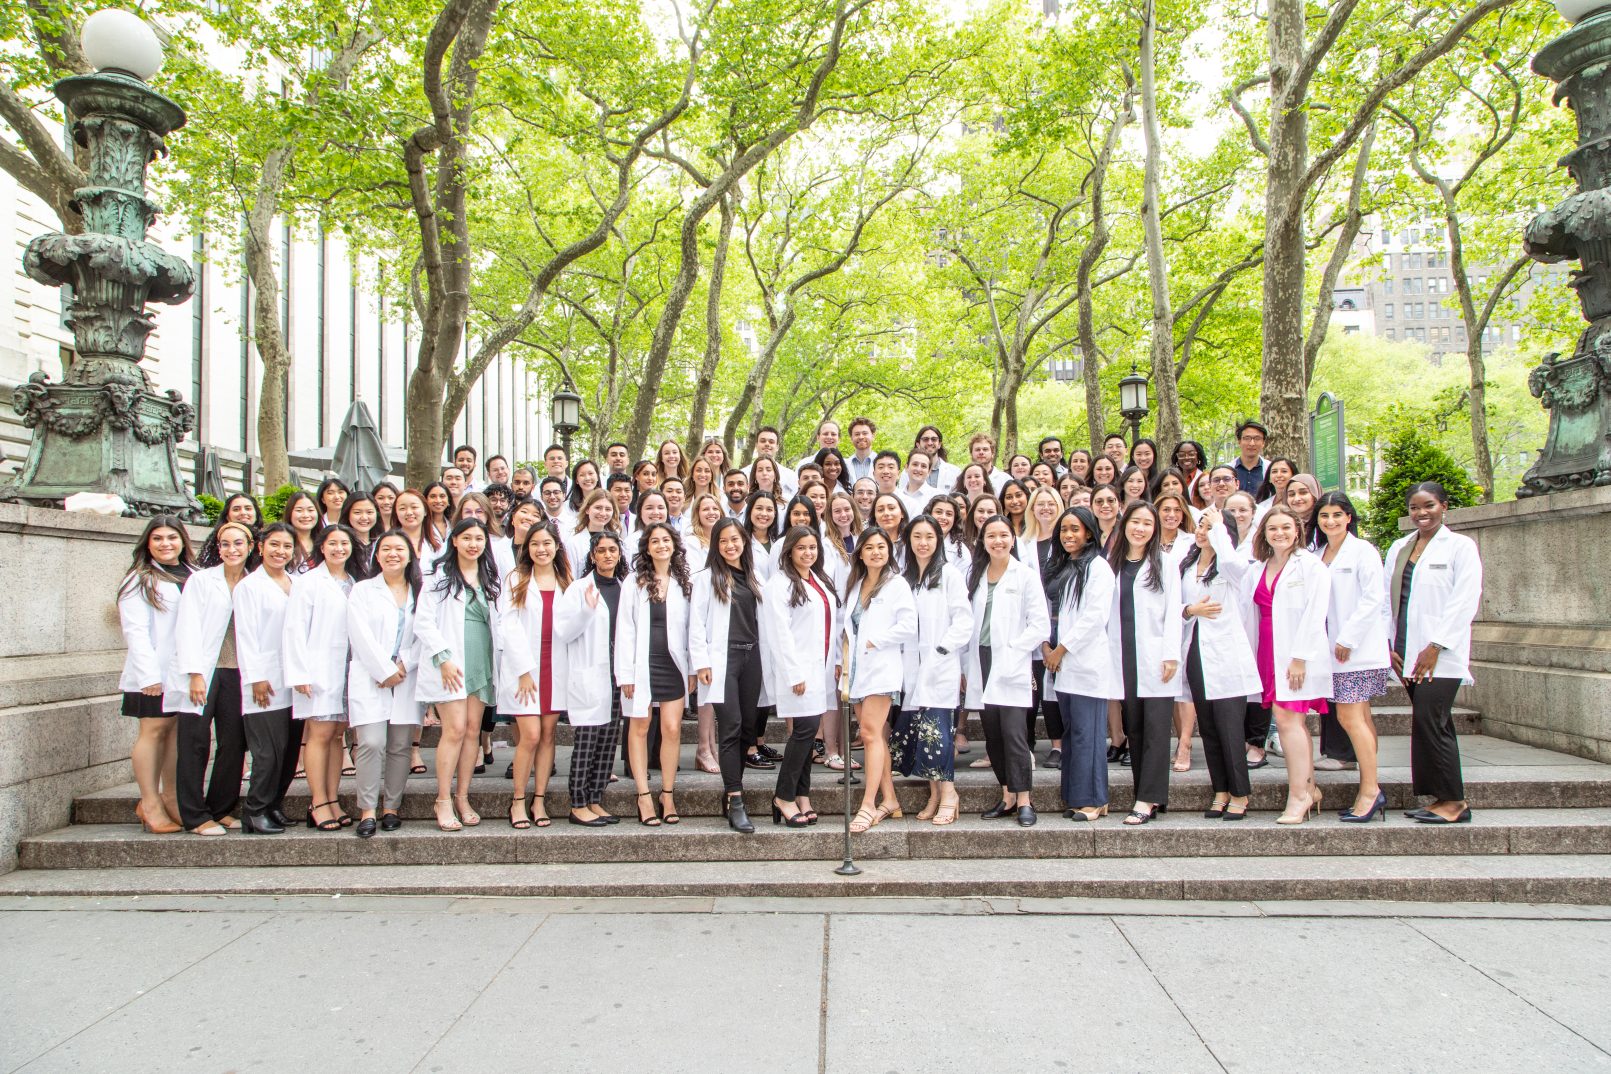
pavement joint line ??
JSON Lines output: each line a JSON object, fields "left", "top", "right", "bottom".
{"left": 1110, "top": 916, "right": 1231, "bottom": 1074}
{"left": 1402, "top": 918, "right": 1611, "bottom": 1061}
{"left": 404, "top": 911, "right": 552, "bottom": 1074}
{"left": 6, "top": 912, "right": 274, "bottom": 1074}
{"left": 816, "top": 914, "right": 831, "bottom": 1074}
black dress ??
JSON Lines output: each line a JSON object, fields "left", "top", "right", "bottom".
{"left": 648, "top": 597, "right": 684, "bottom": 702}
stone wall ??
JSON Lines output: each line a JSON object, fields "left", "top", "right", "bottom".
{"left": 1453, "top": 487, "right": 1611, "bottom": 762}
{"left": 0, "top": 503, "right": 208, "bottom": 872}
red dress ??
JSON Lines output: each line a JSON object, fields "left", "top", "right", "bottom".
{"left": 1255, "top": 567, "right": 1327, "bottom": 715}
{"left": 537, "top": 588, "right": 556, "bottom": 713}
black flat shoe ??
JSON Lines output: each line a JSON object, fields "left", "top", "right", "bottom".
{"left": 569, "top": 812, "right": 609, "bottom": 827}
{"left": 1203, "top": 804, "right": 1227, "bottom": 819}
{"left": 757, "top": 744, "right": 783, "bottom": 761}
{"left": 980, "top": 801, "right": 1015, "bottom": 820}
{"left": 356, "top": 817, "right": 377, "bottom": 839}
{"left": 1106, "top": 744, "right": 1122, "bottom": 763}
{"left": 504, "top": 763, "right": 514, "bottom": 779}
{"left": 1413, "top": 807, "right": 1473, "bottom": 824}
{"left": 1016, "top": 805, "right": 1037, "bottom": 827}
{"left": 266, "top": 807, "right": 294, "bottom": 828}
{"left": 1247, "top": 757, "right": 1270, "bottom": 770}
{"left": 597, "top": 813, "right": 620, "bottom": 825}
{"left": 743, "top": 753, "right": 776, "bottom": 770}
{"left": 1044, "top": 748, "right": 1062, "bottom": 770}
{"left": 379, "top": 812, "right": 402, "bottom": 831}
{"left": 474, "top": 763, "right": 487, "bottom": 774}
{"left": 1116, "top": 747, "right": 1131, "bottom": 767}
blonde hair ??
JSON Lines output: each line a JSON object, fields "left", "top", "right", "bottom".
{"left": 1022, "top": 485, "right": 1065, "bottom": 541}
{"left": 571, "top": 488, "right": 619, "bottom": 534}
{"left": 688, "top": 493, "right": 724, "bottom": 547}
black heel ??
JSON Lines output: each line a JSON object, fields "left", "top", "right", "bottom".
{"left": 772, "top": 804, "right": 783, "bottom": 825}
{"left": 636, "top": 792, "right": 662, "bottom": 827}
{"left": 726, "top": 793, "right": 755, "bottom": 834}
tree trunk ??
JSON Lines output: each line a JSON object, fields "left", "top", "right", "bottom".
{"left": 685, "top": 193, "right": 734, "bottom": 460}
{"left": 405, "top": 362, "right": 446, "bottom": 490}
{"left": 1259, "top": 0, "right": 1311, "bottom": 461}
{"left": 245, "top": 146, "right": 293, "bottom": 491}
{"left": 1138, "top": 0, "right": 1182, "bottom": 452}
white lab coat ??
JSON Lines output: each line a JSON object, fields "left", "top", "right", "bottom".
{"left": 166, "top": 566, "right": 236, "bottom": 714}
{"left": 552, "top": 576, "right": 615, "bottom": 726}
{"left": 988, "top": 467, "right": 1010, "bottom": 494}
{"left": 749, "top": 538, "right": 777, "bottom": 584}
{"left": 613, "top": 576, "right": 691, "bottom": 719}
{"left": 413, "top": 577, "right": 502, "bottom": 705}
{"left": 896, "top": 483, "right": 934, "bottom": 519}
{"left": 1239, "top": 548, "right": 1334, "bottom": 702}
{"left": 494, "top": 577, "right": 571, "bottom": 714}
{"left": 280, "top": 564, "right": 351, "bottom": 719}
{"left": 842, "top": 573, "right": 918, "bottom": 699}
{"left": 901, "top": 562, "right": 973, "bottom": 709}
{"left": 761, "top": 571, "right": 840, "bottom": 718}
{"left": 234, "top": 568, "right": 293, "bottom": 714}
{"left": 1385, "top": 525, "right": 1483, "bottom": 684}
{"left": 118, "top": 575, "right": 181, "bottom": 693}
{"left": 1051, "top": 557, "right": 1118, "bottom": 700}
{"left": 1107, "top": 554, "right": 1184, "bottom": 700}
{"left": 928, "top": 458, "right": 961, "bottom": 491}
{"left": 964, "top": 556, "right": 1051, "bottom": 709}
{"left": 488, "top": 536, "right": 517, "bottom": 581}
{"left": 346, "top": 576, "right": 421, "bottom": 727}
{"left": 1322, "top": 533, "right": 1392, "bottom": 674}
{"left": 1178, "top": 522, "right": 1262, "bottom": 702}
{"left": 688, "top": 568, "right": 774, "bottom": 707}
{"left": 1015, "top": 532, "right": 1056, "bottom": 585}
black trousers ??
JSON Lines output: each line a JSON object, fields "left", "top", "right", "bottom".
{"left": 1027, "top": 660, "right": 1064, "bottom": 746}
{"left": 1407, "top": 677, "right": 1465, "bottom": 800}
{"left": 714, "top": 644, "right": 764, "bottom": 794}
{"left": 242, "top": 707, "right": 298, "bottom": 816}
{"left": 1188, "top": 634, "right": 1250, "bottom": 798}
{"left": 774, "top": 714, "right": 820, "bottom": 800}
{"left": 176, "top": 668, "right": 246, "bottom": 829}
{"left": 1122, "top": 692, "right": 1173, "bottom": 806}
{"left": 1244, "top": 702, "right": 1272, "bottom": 748}
{"left": 978, "top": 646, "right": 1033, "bottom": 794}
{"left": 1320, "top": 709, "right": 1358, "bottom": 762}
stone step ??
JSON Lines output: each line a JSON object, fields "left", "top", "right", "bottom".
{"left": 2, "top": 853, "right": 1607, "bottom": 903}
{"left": 417, "top": 704, "right": 1479, "bottom": 748}
{"left": 21, "top": 809, "right": 1611, "bottom": 872}
{"left": 0, "top": 651, "right": 124, "bottom": 709}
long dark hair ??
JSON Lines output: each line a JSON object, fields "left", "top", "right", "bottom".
{"left": 1129, "top": 438, "right": 1158, "bottom": 484}
{"left": 706, "top": 516, "right": 761, "bottom": 604}
{"left": 370, "top": 528, "right": 423, "bottom": 599}
{"left": 634, "top": 490, "right": 668, "bottom": 532}
{"left": 566, "top": 459, "right": 601, "bottom": 512}
{"left": 745, "top": 490, "right": 780, "bottom": 545}
{"left": 218, "top": 492, "right": 261, "bottom": 527}
{"left": 781, "top": 494, "right": 820, "bottom": 535}
{"left": 846, "top": 525, "right": 896, "bottom": 602}
{"left": 1043, "top": 506, "right": 1102, "bottom": 607}
{"left": 1180, "top": 511, "right": 1240, "bottom": 585}
{"left": 814, "top": 446, "right": 851, "bottom": 491}
{"left": 901, "top": 515, "right": 947, "bottom": 592}
{"left": 421, "top": 480, "right": 453, "bottom": 527}
{"left": 632, "top": 521, "right": 692, "bottom": 599}
{"left": 255, "top": 522, "right": 298, "bottom": 573}
{"left": 432, "top": 518, "right": 501, "bottom": 601}
{"left": 309, "top": 523, "right": 360, "bottom": 571}
{"left": 1254, "top": 456, "right": 1299, "bottom": 503}
{"left": 582, "top": 529, "right": 629, "bottom": 581}
{"left": 779, "top": 525, "right": 838, "bottom": 608}
{"left": 967, "top": 514, "right": 1019, "bottom": 596}
{"left": 511, "top": 518, "right": 572, "bottom": 608}
{"left": 314, "top": 476, "right": 349, "bottom": 518}
{"left": 913, "top": 425, "right": 948, "bottom": 462}
{"left": 120, "top": 515, "right": 196, "bottom": 607}
{"left": 1107, "top": 500, "right": 1164, "bottom": 592}
{"left": 199, "top": 517, "right": 261, "bottom": 571}
{"left": 339, "top": 491, "right": 380, "bottom": 542}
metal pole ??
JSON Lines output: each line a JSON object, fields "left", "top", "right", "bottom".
{"left": 834, "top": 694, "right": 860, "bottom": 876}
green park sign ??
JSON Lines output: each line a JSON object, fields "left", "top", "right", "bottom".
{"left": 1310, "top": 392, "right": 1345, "bottom": 493}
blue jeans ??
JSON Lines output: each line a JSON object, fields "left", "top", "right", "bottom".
{"left": 1057, "top": 691, "right": 1109, "bottom": 808}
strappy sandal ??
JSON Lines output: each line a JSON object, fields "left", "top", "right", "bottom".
{"left": 342, "top": 746, "right": 357, "bottom": 777}
{"left": 932, "top": 796, "right": 959, "bottom": 826}
{"left": 635, "top": 791, "right": 662, "bottom": 826}
{"left": 659, "top": 790, "right": 680, "bottom": 825}
{"left": 530, "top": 792, "right": 551, "bottom": 828}
{"left": 916, "top": 796, "right": 940, "bottom": 821}
{"left": 307, "top": 801, "right": 342, "bottom": 832}
{"left": 508, "top": 796, "right": 532, "bottom": 830}
{"left": 434, "top": 798, "right": 462, "bottom": 832}
{"left": 454, "top": 795, "right": 480, "bottom": 827}
{"left": 848, "top": 806, "right": 878, "bottom": 833}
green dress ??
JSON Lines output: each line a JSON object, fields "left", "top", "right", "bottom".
{"left": 461, "top": 586, "right": 496, "bottom": 704}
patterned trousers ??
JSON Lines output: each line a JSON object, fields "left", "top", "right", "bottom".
{"left": 569, "top": 716, "right": 623, "bottom": 807}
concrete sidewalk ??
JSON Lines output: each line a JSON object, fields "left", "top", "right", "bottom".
{"left": 3, "top": 896, "right": 1610, "bottom": 1073}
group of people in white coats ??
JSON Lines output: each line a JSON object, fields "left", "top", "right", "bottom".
{"left": 114, "top": 415, "right": 1484, "bottom": 839}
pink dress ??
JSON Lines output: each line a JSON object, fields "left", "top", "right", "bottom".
{"left": 1255, "top": 568, "right": 1327, "bottom": 715}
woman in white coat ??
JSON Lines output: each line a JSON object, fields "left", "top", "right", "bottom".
{"left": 966, "top": 515, "right": 1052, "bottom": 827}
{"left": 347, "top": 531, "right": 422, "bottom": 837}
{"left": 614, "top": 521, "right": 692, "bottom": 827}
{"left": 555, "top": 530, "right": 628, "bottom": 826}
{"left": 1315, "top": 492, "right": 1392, "bottom": 822}
{"left": 414, "top": 518, "right": 504, "bottom": 832}
{"left": 1178, "top": 507, "right": 1261, "bottom": 820}
{"left": 894, "top": 516, "right": 973, "bottom": 826}
{"left": 1016, "top": 484, "right": 1065, "bottom": 764}
{"left": 117, "top": 516, "right": 197, "bottom": 834}
{"left": 496, "top": 519, "right": 571, "bottom": 829}
{"left": 1044, "top": 507, "right": 1117, "bottom": 822}
{"left": 1387, "top": 482, "right": 1483, "bottom": 824}
{"left": 843, "top": 527, "right": 918, "bottom": 832}
{"left": 1108, "top": 502, "right": 1183, "bottom": 825}
{"left": 1156, "top": 491, "right": 1198, "bottom": 775}
{"left": 233, "top": 525, "right": 299, "bottom": 833}
{"left": 692, "top": 517, "right": 774, "bottom": 833}
{"left": 281, "top": 524, "right": 357, "bottom": 832}
{"left": 1243, "top": 505, "right": 1334, "bottom": 824}
{"left": 168, "top": 520, "right": 254, "bottom": 836}
{"left": 763, "top": 526, "right": 841, "bottom": 827}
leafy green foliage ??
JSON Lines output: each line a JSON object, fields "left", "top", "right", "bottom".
{"left": 1365, "top": 428, "right": 1482, "bottom": 550}
{"left": 261, "top": 484, "right": 302, "bottom": 524}
{"left": 197, "top": 495, "right": 225, "bottom": 524}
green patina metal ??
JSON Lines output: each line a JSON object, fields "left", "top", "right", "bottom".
{"left": 0, "top": 69, "right": 201, "bottom": 518}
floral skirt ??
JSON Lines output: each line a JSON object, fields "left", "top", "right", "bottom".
{"left": 1333, "top": 667, "right": 1389, "bottom": 704}
{"left": 893, "top": 705, "right": 955, "bottom": 781}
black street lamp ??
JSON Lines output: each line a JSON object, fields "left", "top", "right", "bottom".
{"left": 549, "top": 381, "right": 581, "bottom": 454}
{"left": 1118, "top": 364, "right": 1150, "bottom": 447}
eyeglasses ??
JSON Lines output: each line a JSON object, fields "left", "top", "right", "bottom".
{"left": 1210, "top": 475, "right": 1237, "bottom": 484}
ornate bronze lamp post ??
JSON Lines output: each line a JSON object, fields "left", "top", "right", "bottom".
{"left": 0, "top": 10, "right": 199, "bottom": 517}
{"left": 1520, "top": 1, "right": 1611, "bottom": 495}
